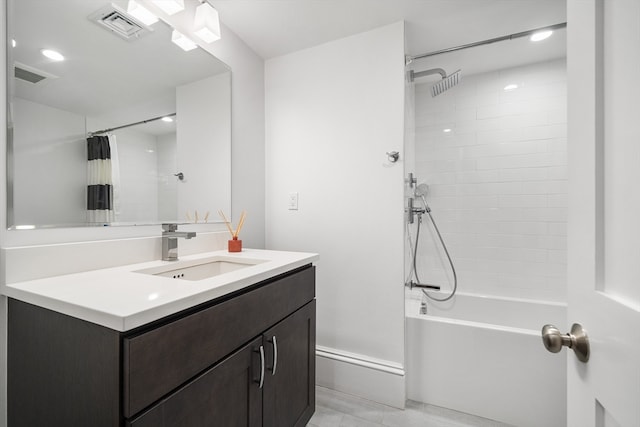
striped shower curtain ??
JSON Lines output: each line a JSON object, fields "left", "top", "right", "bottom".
{"left": 87, "top": 135, "right": 120, "bottom": 223}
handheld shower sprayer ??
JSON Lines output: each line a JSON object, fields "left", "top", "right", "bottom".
{"left": 414, "top": 183, "right": 431, "bottom": 212}
{"left": 406, "top": 177, "right": 458, "bottom": 302}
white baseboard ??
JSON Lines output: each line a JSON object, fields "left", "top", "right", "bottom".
{"left": 316, "top": 345, "right": 405, "bottom": 409}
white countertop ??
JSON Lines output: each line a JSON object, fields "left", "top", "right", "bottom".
{"left": 2, "top": 249, "right": 318, "bottom": 332}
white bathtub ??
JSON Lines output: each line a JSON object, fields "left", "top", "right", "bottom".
{"left": 405, "top": 291, "right": 567, "bottom": 427}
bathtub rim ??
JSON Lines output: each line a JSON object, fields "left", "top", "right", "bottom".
{"left": 405, "top": 290, "right": 567, "bottom": 336}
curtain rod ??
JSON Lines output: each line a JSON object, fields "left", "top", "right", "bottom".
{"left": 406, "top": 22, "right": 567, "bottom": 64}
{"left": 88, "top": 113, "right": 176, "bottom": 136}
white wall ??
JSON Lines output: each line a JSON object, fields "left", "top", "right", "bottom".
{"left": 412, "top": 59, "right": 567, "bottom": 302}
{"left": 265, "top": 22, "right": 406, "bottom": 406}
{"left": 111, "top": 128, "right": 160, "bottom": 223}
{"left": 157, "top": 132, "right": 178, "bottom": 221}
{"left": 12, "top": 98, "right": 86, "bottom": 226}
{"left": 176, "top": 73, "right": 231, "bottom": 221}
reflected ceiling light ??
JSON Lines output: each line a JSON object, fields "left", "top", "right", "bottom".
{"left": 504, "top": 84, "right": 518, "bottom": 91}
{"left": 127, "top": 0, "right": 158, "bottom": 25}
{"left": 443, "top": 128, "right": 452, "bottom": 133}
{"left": 150, "top": 0, "right": 184, "bottom": 16}
{"left": 41, "top": 49, "right": 64, "bottom": 61}
{"left": 11, "top": 39, "right": 16, "bottom": 47}
{"left": 161, "top": 116, "right": 174, "bottom": 122}
{"left": 171, "top": 30, "right": 197, "bottom": 51}
{"left": 15, "top": 225, "right": 36, "bottom": 230}
{"left": 193, "top": 2, "right": 221, "bottom": 43}
{"left": 530, "top": 30, "right": 553, "bottom": 42}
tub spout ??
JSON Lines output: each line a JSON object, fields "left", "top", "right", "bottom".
{"left": 409, "top": 280, "right": 441, "bottom": 291}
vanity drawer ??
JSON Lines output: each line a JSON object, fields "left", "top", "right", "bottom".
{"left": 123, "top": 266, "right": 315, "bottom": 418}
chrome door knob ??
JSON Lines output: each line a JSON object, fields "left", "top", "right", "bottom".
{"left": 541, "top": 323, "right": 590, "bottom": 363}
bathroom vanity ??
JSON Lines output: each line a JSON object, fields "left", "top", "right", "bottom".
{"left": 4, "top": 249, "right": 317, "bottom": 427}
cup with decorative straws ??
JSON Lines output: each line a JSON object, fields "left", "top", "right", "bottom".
{"left": 219, "top": 210, "right": 246, "bottom": 252}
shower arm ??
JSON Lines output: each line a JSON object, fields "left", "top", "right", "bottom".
{"left": 409, "top": 68, "right": 447, "bottom": 81}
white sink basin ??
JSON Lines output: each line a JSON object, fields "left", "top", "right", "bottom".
{"left": 135, "top": 256, "right": 268, "bottom": 281}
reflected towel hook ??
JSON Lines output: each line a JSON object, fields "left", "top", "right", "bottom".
{"left": 386, "top": 151, "right": 400, "bottom": 163}
{"left": 174, "top": 172, "right": 184, "bottom": 180}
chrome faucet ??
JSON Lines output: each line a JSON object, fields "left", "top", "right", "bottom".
{"left": 162, "top": 223, "right": 196, "bottom": 261}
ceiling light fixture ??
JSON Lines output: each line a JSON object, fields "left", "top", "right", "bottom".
{"left": 161, "top": 116, "right": 174, "bottom": 122}
{"left": 11, "top": 39, "right": 16, "bottom": 48}
{"left": 504, "top": 84, "right": 518, "bottom": 91}
{"left": 171, "top": 30, "right": 197, "bottom": 51}
{"left": 150, "top": 0, "right": 185, "bottom": 16}
{"left": 530, "top": 30, "right": 553, "bottom": 42}
{"left": 41, "top": 49, "right": 65, "bottom": 61}
{"left": 193, "top": 1, "right": 221, "bottom": 43}
{"left": 443, "top": 128, "right": 452, "bottom": 133}
{"left": 127, "top": 0, "right": 158, "bottom": 25}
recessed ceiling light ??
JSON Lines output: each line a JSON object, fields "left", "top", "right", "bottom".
{"left": 161, "top": 116, "right": 173, "bottom": 122}
{"left": 127, "top": 0, "right": 158, "bottom": 25}
{"left": 443, "top": 128, "right": 452, "bottom": 133}
{"left": 151, "top": 0, "right": 184, "bottom": 16}
{"left": 504, "top": 84, "right": 518, "bottom": 91}
{"left": 41, "top": 49, "right": 64, "bottom": 61}
{"left": 171, "top": 30, "right": 197, "bottom": 51}
{"left": 530, "top": 30, "right": 553, "bottom": 42}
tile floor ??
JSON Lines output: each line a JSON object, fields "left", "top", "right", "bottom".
{"left": 308, "top": 386, "right": 514, "bottom": 427}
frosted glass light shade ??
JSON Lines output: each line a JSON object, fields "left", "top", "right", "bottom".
{"left": 151, "top": 0, "right": 185, "bottom": 16}
{"left": 193, "top": 3, "right": 221, "bottom": 43}
{"left": 127, "top": 0, "right": 158, "bottom": 25}
{"left": 171, "top": 30, "right": 197, "bottom": 51}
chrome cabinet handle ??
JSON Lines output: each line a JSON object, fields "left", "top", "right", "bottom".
{"left": 255, "top": 345, "right": 265, "bottom": 388}
{"left": 541, "top": 323, "right": 590, "bottom": 363}
{"left": 269, "top": 336, "right": 278, "bottom": 376}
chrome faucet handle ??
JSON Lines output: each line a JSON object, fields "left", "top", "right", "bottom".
{"left": 162, "top": 223, "right": 178, "bottom": 232}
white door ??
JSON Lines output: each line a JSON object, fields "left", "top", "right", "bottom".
{"left": 566, "top": 0, "right": 640, "bottom": 426}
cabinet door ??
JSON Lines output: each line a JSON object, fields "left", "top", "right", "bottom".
{"left": 263, "top": 301, "right": 316, "bottom": 427}
{"left": 128, "top": 337, "right": 264, "bottom": 427}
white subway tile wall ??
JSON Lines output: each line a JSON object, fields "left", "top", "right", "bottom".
{"left": 412, "top": 59, "right": 567, "bottom": 302}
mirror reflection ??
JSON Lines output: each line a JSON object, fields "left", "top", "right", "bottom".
{"left": 8, "top": 0, "right": 231, "bottom": 228}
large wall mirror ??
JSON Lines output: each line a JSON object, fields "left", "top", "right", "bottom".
{"left": 6, "top": 0, "right": 231, "bottom": 229}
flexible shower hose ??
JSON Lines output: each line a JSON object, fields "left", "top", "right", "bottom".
{"left": 408, "top": 209, "right": 458, "bottom": 302}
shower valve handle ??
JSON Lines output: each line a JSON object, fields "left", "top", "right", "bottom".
{"left": 541, "top": 323, "right": 590, "bottom": 363}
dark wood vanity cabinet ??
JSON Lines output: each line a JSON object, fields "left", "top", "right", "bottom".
{"left": 8, "top": 265, "right": 316, "bottom": 427}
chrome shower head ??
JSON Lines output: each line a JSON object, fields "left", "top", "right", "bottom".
{"left": 408, "top": 68, "right": 462, "bottom": 97}
{"left": 430, "top": 69, "right": 461, "bottom": 97}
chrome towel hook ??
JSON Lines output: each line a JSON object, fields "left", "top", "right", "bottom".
{"left": 386, "top": 151, "right": 400, "bottom": 163}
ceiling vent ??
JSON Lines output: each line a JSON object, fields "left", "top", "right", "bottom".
{"left": 89, "top": 3, "right": 153, "bottom": 41}
{"left": 14, "top": 62, "right": 58, "bottom": 84}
